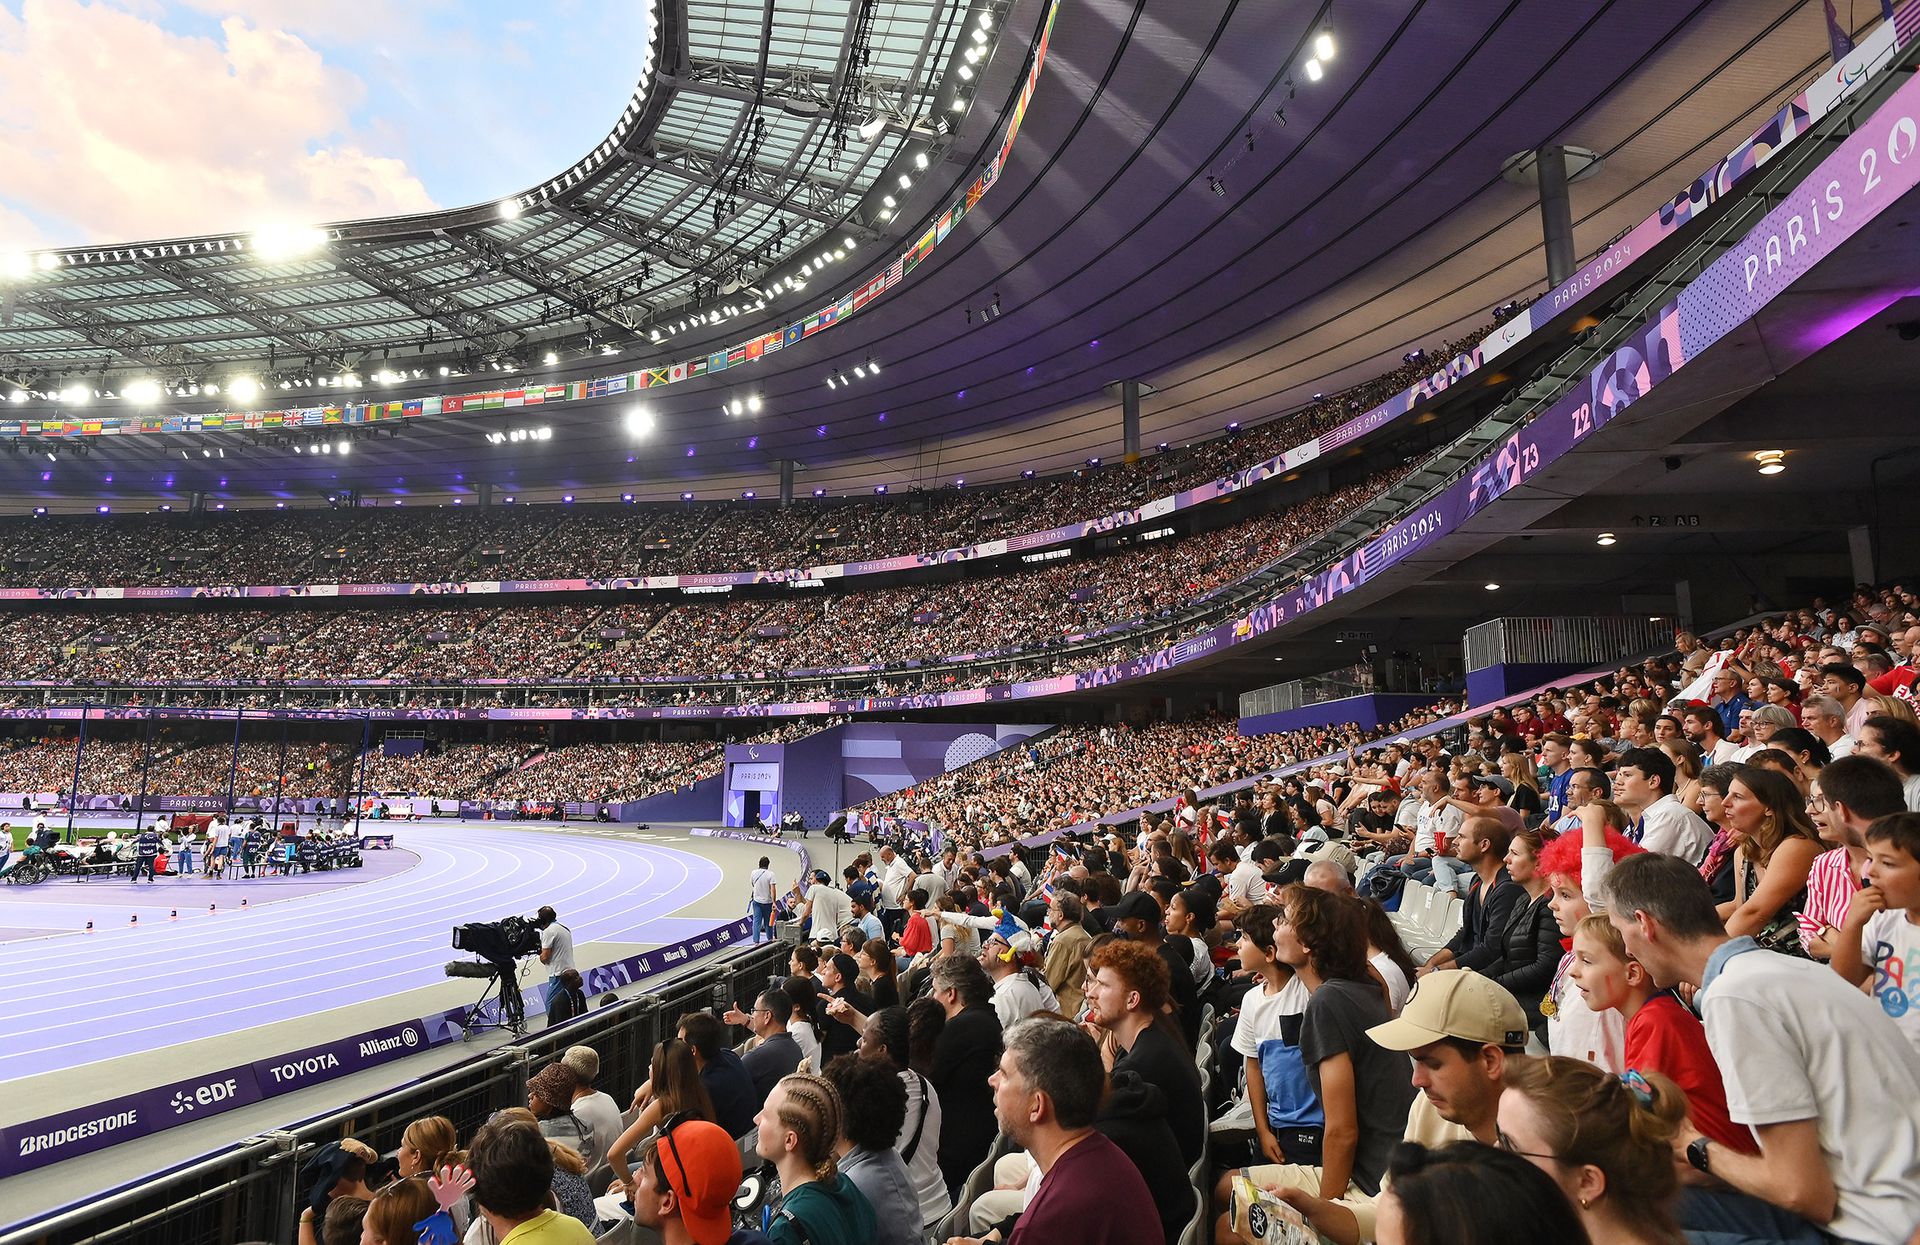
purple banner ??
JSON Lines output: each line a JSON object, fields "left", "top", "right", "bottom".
{"left": 1, "top": 1065, "right": 265, "bottom": 1176}
{"left": 250, "top": 1017, "right": 438, "bottom": 1096}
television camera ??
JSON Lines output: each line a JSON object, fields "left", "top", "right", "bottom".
{"left": 444, "top": 914, "right": 541, "bottom": 1037}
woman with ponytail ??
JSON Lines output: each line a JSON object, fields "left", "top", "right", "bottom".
{"left": 397, "top": 1115, "right": 461, "bottom": 1178}
{"left": 754, "top": 1071, "right": 877, "bottom": 1244}
{"left": 1497, "top": 1055, "right": 1689, "bottom": 1245}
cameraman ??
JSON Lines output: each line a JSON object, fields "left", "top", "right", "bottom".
{"left": 534, "top": 906, "right": 576, "bottom": 1009}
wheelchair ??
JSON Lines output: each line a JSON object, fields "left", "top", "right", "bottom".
{"left": 1, "top": 848, "right": 53, "bottom": 885}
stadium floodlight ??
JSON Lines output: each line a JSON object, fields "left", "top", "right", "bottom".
{"left": 336, "top": 439, "right": 350, "bottom": 455}
{"left": 1315, "top": 27, "right": 1336, "bottom": 62}
{"left": 1304, "top": 57, "right": 1323, "bottom": 81}
{"left": 746, "top": 395, "right": 762, "bottom": 413}
{"left": 858, "top": 116, "right": 887, "bottom": 140}
{"left": 957, "top": 63, "right": 973, "bottom": 80}
{"left": 0, "top": 252, "right": 32, "bottom": 281}
{"left": 7, "top": 389, "right": 26, "bottom": 404}
{"left": 624, "top": 406, "right": 655, "bottom": 438}
{"left": 250, "top": 226, "right": 328, "bottom": 262}
{"left": 498, "top": 199, "right": 524, "bottom": 220}
{"left": 914, "top": 152, "right": 930, "bottom": 170}
{"left": 58, "top": 383, "right": 89, "bottom": 406}
{"left": 122, "top": 379, "right": 161, "bottom": 405}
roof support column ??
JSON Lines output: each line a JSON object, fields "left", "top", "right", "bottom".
{"left": 779, "top": 459, "right": 795, "bottom": 508}
{"left": 1121, "top": 380, "right": 1142, "bottom": 462}
{"left": 1501, "top": 146, "right": 1603, "bottom": 286}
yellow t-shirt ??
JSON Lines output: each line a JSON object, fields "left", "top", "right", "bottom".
{"left": 499, "top": 1209, "right": 595, "bottom": 1245}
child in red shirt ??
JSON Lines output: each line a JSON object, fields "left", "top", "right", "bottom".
{"left": 1570, "top": 914, "right": 1756, "bottom": 1154}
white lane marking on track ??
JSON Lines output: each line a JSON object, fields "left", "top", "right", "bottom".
{"left": 9, "top": 823, "right": 711, "bottom": 977}
{"left": 1, "top": 830, "right": 693, "bottom": 1020}
{"left": 0, "top": 849, "right": 710, "bottom": 1075}
{"left": 0, "top": 827, "right": 722, "bottom": 1074}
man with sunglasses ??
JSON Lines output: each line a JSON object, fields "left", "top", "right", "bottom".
{"left": 629, "top": 1114, "right": 769, "bottom": 1245}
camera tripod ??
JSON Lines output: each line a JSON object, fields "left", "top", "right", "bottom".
{"left": 459, "top": 961, "right": 529, "bottom": 1039}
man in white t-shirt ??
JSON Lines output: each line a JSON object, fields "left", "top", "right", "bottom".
{"left": 1608, "top": 853, "right": 1920, "bottom": 1245}
{"left": 749, "top": 855, "right": 778, "bottom": 944}
{"left": 535, "top": 905, "right": 576, "bottom": 1009}
{"left": 878, "top": 844, "right": 915, "bottom": 937}
{"left": 1801, "top": 694, "right": 1857, "bottom": 759}
{"left": 802, "top": 870, "right": 851, "bottom": 945}
{"left": 1213, "top": 842, "right": 1265, "bottom": 914}
{"left": 980, "top": 930, "right": 1057, "bottom": 1028}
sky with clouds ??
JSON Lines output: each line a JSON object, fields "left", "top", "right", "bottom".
{"left": 0, "top": 0, "right": 648, "bottom": 248}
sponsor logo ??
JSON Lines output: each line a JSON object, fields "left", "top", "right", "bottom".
{"left": 358, "top": 1035, "right": 405, "bottom": 1058}
{"left": 20, "top": 1109, "right": 141, "bottom": 1156}
{"left": 401, "top": 1026, "right": 419, "bottom": 1047}
{"left": 169, "top": 1079, "right": 240, "bottom": 1115}
{"left": 269, "top": 1053, "right": 342, "bottom": 1083}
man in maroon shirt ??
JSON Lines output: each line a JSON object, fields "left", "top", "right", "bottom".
{"left": 953, "top": 1018, "right": 1161, "bottom": 1245}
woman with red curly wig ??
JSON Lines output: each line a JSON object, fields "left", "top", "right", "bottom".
{"left": 1536, "top": 804, "right": 1646, "bottom": 1072}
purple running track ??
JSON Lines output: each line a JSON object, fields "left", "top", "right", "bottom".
{"left": 0, "top": 824, "right": 724, "bottom": 1086}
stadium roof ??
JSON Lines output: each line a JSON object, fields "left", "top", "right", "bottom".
{"left": 0, "top": 0, "right": 982, "bottom": 382}
{"left": 0, "top": 0, "right": 1879, "bottom": 509}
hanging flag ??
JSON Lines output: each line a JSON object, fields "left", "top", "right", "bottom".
{"left": 1825, "top": 0, "right": 1855, "bottom": 59}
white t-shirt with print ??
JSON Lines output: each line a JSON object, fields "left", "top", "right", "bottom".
{"left": 1704, "top": 945, "right": 1920, "bottom": 1244}
{"left": 1231, "top": 975, "right": 1309, "bottom": 1058}
{"left": 1860, "top": 908, "right": 1920, "bottom": 1054}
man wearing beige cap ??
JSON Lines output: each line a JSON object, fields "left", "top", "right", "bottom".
{"left": 560, "top": 1045, "right": 623, "bottom": 1174}
{"left": 1243, "top": 972, "right": 1528, "bottom": 1245}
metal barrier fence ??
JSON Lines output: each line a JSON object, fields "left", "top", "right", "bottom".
{"left": 3, "top": 938, "right": 794, "bottom": 1245}
{"left": 1462, "top": 616, "right": 1674, "bottom": 672}
{"left": 1238, "top": 664, "right": 1378, "bottom": 717}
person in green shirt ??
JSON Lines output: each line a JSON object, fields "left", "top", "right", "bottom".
{"left": 753, "top": 1072, "right": 876, "bottom": 1245}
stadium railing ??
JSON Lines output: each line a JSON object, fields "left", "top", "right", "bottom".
{"left": 0, "top": 937, "right": 794, "bottom": 1245}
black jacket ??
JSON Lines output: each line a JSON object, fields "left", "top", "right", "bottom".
{"left": 1445, "top": 868, "right": 1523, "bottom": 971}
{"left": 930, "top": 1004, "right": 1003, "bottom": 1196}
{"left": 1097, "top": 1071, "right": 1196, "bottom": 1244}
{"left": 1485, "top": 892, "right": 1562, "bottom": 1027}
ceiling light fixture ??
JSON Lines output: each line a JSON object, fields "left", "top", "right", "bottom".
{"left": 1754, "top": 449, "right": 1787, "bottom": 475}
{"left": 1304, "top": 57, "right": 1324, "bottom": 81}
{"left": 1596, "top": 532, "right": 1617, "bottom": 546}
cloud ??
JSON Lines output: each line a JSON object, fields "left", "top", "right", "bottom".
{"left": 170, "top": 0, "right": 447, "bottom": 48}
{"left": 0, "top": 0, "right": 437, "bottom": 247}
